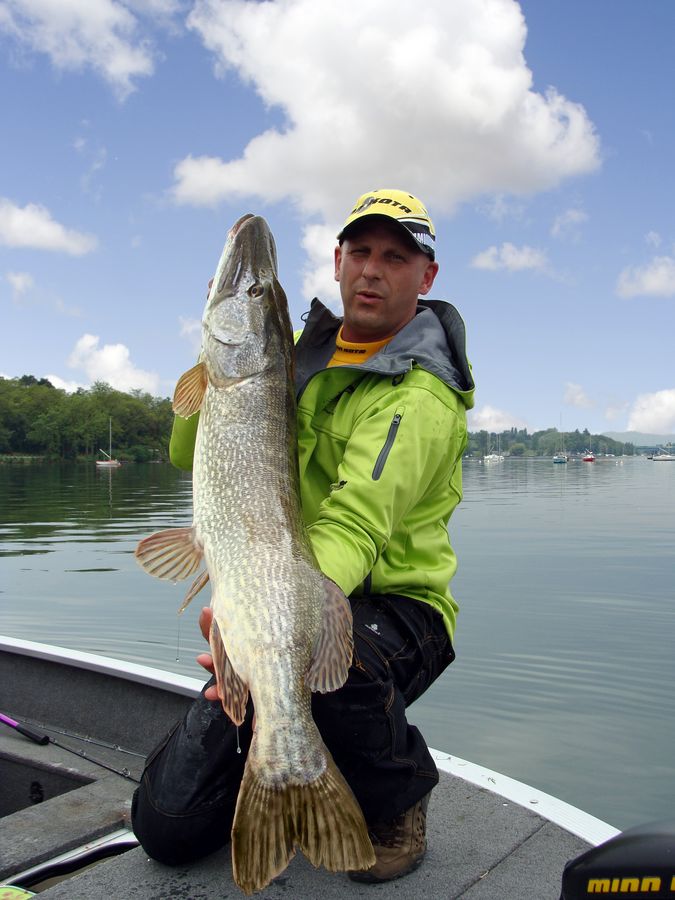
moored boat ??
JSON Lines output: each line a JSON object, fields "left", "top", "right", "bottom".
{"left": 483, "top": 435, "right": 504, "bottom": 462}
{"left": 554, "top": 419, "right": 568, "bottom": 463}
{"left": 96, "top": 418, "right": 121, "bottom": 468}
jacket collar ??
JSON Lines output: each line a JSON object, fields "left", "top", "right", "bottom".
{"left": 295, "top": 297, "right": 475, "bottom": 409}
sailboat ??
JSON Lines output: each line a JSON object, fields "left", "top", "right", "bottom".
{"left": 651, "top": 448, "right": 675, "bottom": 461}
{"left": 96, "top": 418, "right": 121, "bottom": 468}
{"left": 553, "top": 420, "right": 568, "bottom": 463}
{"left": 484, "top": 433, "right": 505, "bottom": 462}
{"left": 582, "top": 444, "right": 596, "bottom": 463}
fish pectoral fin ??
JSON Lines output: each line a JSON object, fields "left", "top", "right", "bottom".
{"left": 210, "top": 618, "right": 249, "bottom": 726}
{"left": 178, "top": 569, "right": 210, "bottom": 613}
{"left": 134, "top": 527, "right": 203, "bottom": 581}
{"left": 173, "top": 361, "right": 208, "bottom": 417}
{"left": 305, "top": 577, "right": 354, "bottom": 693}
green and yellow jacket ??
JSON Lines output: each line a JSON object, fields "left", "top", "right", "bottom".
{"left": 169, "top": 297, "right": 475, "bottom": 639}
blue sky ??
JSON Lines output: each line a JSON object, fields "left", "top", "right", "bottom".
{"left": 2, "top": 0, "right": 674, "bottom": 436}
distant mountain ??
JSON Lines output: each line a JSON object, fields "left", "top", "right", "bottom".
{"left": 603, "top": 431, "right": 675, "bottom": 446}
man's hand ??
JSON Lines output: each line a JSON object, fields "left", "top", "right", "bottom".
{"left": 197, "top": 606, "right": 219, "bottom": 702}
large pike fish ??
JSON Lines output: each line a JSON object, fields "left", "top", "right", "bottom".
{"left": 135, "top": 214, "right": 374, "bottom": 894}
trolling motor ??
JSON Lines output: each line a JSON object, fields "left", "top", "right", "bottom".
{"left": 561, "top": 820, "right": 675, "bottom": 898}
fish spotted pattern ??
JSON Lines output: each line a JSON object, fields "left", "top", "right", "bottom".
{"left": 135, "top": 214, "right": 374, "bottom": 894}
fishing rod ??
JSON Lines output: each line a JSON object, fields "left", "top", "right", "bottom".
{"left": 0, "top": 712, "right": 141, "bottom": 783}
{"left": 13, "top": 715, "right": 145, "bottom": 757}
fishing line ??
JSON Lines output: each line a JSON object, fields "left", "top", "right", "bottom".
{"left": 175, "top": 611, "right": 181, "bottom": 661}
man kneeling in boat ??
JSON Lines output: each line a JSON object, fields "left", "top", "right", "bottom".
{"left": 132, "top": 188, "right": 475, "bottom": 883}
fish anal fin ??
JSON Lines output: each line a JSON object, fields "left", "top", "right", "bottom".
{"left": 210, "top": 618, "right": 249, "bottom": 726}
{"left": 232, "top": 751, "right": 375, "bottom": 894}
{"left": 173, "top": 361, "right": 207, "bottom": 417}
{"left": 178, "top": 569, "right": 210, "bottom": 613}
{"left": 305, "top": 577, "right": 353, "bottom": 693}
{"left": 135, "top": 527, "right": 202, "bottom": 582}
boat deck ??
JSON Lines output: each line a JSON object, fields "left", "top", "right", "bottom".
{"left": 0, "top": 637, "right": 616, "bottom": 899}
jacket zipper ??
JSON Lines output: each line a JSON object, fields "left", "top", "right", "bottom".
{"left": 372, "top": 413, "right": 402, "bottom": 481}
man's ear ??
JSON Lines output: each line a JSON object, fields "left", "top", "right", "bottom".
{"left": 418, "top": 261, "right": 439, "bottom": 296}
{"left": 334, "top": 245, "right": 342, "bottom": 282}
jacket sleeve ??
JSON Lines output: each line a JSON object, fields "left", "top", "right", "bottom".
{"left": 169, "top": 412, "right": 199, "bottom": 471}
{"left": 305, "top": 385, "right": 466, "bottom": 596}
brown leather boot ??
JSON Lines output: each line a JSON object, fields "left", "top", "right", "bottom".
{"left": 348, "top": 793, "right": 430, "bottom": 883}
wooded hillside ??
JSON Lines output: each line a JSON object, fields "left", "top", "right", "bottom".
{"left": 0, "top": 376, "right": 174, "bottom": 462}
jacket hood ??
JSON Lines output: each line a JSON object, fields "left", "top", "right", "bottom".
{"left": 295, "top": 297, "right": 475, "bottom": 410}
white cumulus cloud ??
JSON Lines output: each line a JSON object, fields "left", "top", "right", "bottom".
{"left": 43, "top": 374, "right": 86, "bottom": 393}
{"left": 616, "top": 256, "right": 675, "bottom": 298}
{"left": 627, "top": 389, "right": 675, "bottom": 433}
{"left": 174, "top": 0, "right": 600, "bottom": 222}
{"left": 179, "top": 315, "right": 202, "bottom": 354}
{"left": 301, "top": 224, "right": 341, "bottom": 312}
{"left": 67, "top": 333, "right": 160, "bottom": 393}
{"left": 6, "top": 270, "right": 34, "bottom": 296}
{"left": 564, "top": 382, "right": 594, "bottom": 409}
{"left": 468, "top": 404, "right": 529, "bottom": 432}
{"left": 0, "top": 0, "right": 161, "bottom": 98}
{"left": 551, "top": 207, "right": 588, "bottom": 239}
{"left": 0, "top": 198, "right": 97, "bottom": 255}
{"left": 470, "top": 242, "right": 548, "bottom": 271}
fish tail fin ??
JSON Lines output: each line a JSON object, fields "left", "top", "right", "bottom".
{"left": 232, "top": 753, "right": 375, "bottom": 895}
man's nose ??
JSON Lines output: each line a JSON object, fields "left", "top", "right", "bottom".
{"left": 361, "top": 254, "right": 382, "bottom": 278}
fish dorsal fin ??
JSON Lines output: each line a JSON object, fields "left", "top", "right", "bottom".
{"left": 173, "top": 361, "right": 208, "bottom": 417}
{"left": 305, "top": 577, "right": 353, "bottom": 693}
{"left": 134, "top": 527, "right": 203, "bottom": 581}
{"left": 210, "top": 617, "right": 249, "bottom": 726}
{"left": 178, "top": 569, "right": 210, "bottom": 613}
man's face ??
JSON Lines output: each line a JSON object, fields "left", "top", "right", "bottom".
{"left": 334, "top": 220, "right": 439, "bottom": 343}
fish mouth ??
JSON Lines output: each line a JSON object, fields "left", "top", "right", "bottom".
{"left": 203, "top": 318, "right": 249, "bottom": 347}
{"left": 213, "top": 214, "right": 279, "bottom": 296}
{"left": 229, "top": 212, "right": 255, "bottom": 239}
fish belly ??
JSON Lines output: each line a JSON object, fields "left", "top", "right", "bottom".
{"left": 193, "top": 379, "right": 375, "bottom": 893}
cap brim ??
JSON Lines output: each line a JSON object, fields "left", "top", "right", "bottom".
{"left": 338, "top": 215, "right": 435, "bottom": 260}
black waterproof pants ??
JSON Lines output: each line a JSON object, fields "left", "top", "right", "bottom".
{"left": 131, "top": 593, "right": 454, "bottom": 865}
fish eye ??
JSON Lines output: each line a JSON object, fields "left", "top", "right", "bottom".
{"left": 248, "top": 282, "right": 264, "bottom": 299}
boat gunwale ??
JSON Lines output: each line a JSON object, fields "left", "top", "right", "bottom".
{"left": 0, "top": 635, "right": 204, "bottom": 698}
{"left": 0, "top": 635, "right": 618, "bottom": 850}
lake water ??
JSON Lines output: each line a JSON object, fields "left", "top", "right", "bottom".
{"left": 1, "top": 457, "right": 674, "bottom": 832}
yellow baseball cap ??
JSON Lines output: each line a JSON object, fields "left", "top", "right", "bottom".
{"left": 337, "top": 189, "right": 436, "bottom": 260}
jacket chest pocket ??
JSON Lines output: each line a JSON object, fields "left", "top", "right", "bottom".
{"left": 372, "top": 410, "right": 403, "bottom": 480}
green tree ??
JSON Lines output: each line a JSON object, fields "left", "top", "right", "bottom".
{"left": 0, "top": 376, "right": 173, "bottom": 460}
